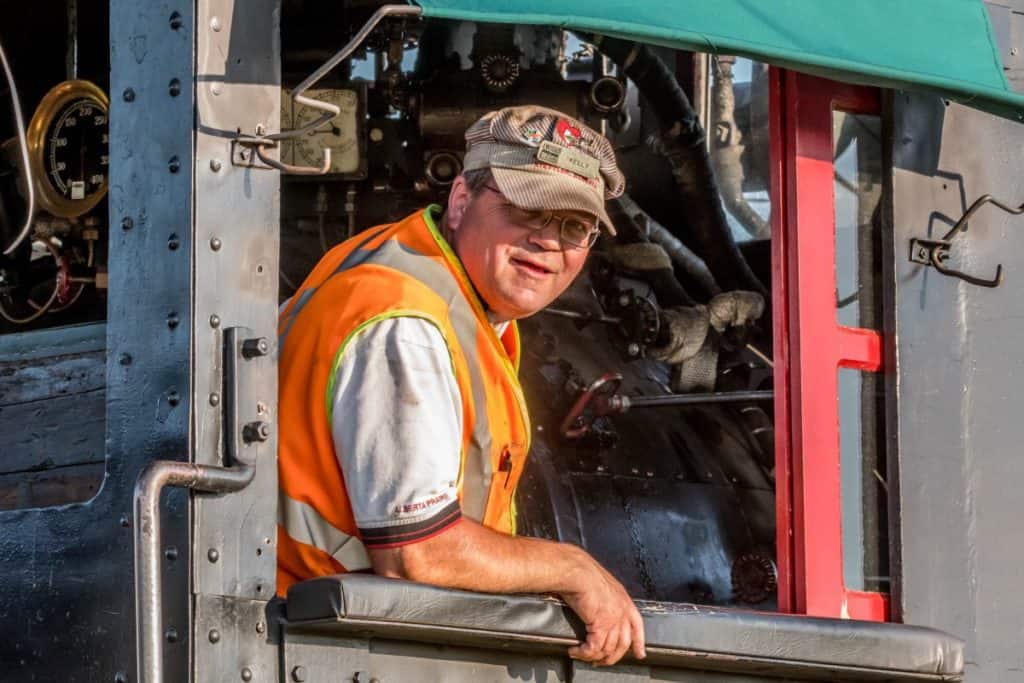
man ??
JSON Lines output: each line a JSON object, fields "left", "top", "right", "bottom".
{"left": 277, "top": 105, "right": 645, "bottom": 666}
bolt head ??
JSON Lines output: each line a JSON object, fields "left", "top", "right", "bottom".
{"left": 291, "top": 666, "right": 307, "bottom": 682}
{"left": 168, "top": 156, "right": 180, "bottom": 173}
{"left": 121, "top": 217, "right": 134, "bottom": 231}
{"left": 240, "top": 667, "right": 253, "bottom": 682}
{"left": 256, "top": 621, "right": 266, "bottom": 634}
{"left": 209, "top": 392, "right": 221, "bottom": 407}
{"left": 207, "top": 548, "right": 220, "bottom": 563}
{"left": 211, "top": 16, "right": 222, "bottom": 31}
{"left": 210, "top": 237, "right": 222, "bottom": 251}
{"left": 208, "top": 629, "right": 221, "bottom": 643}
{"left": 122, "top": 88, "right": 135, "bottom": 102}
{"left": 164, "top": 546, "right": 178, "bottom": 561}
{"left": 209, "top": 314, "right": 221, "bottom": 328}
{"left": 210, "top": 159, "right": 223, "bottom": 172}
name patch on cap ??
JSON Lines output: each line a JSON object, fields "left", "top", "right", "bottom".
{"left": 536, "top": 141, "right": 600, "bottom": 180}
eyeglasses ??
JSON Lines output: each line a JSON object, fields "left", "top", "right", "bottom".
{"left": 482, "top": 185, "right": 600, "bottom": 249}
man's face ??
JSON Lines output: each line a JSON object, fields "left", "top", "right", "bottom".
{"left": 446, "top": 175, "right": 595, "bottom": 322}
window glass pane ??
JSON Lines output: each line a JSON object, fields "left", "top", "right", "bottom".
{"left": 708, "top": 56, "right": 771, "bottom": 243}
{"left": 833, "top": 112, "right": 883, "bottom": 330}
{"left": 839, "top": 368, "right": 889, "bottom": 593}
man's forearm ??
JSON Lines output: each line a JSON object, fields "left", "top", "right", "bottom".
{"left": 368, "top": 517, "right": 590, "bottom": 596}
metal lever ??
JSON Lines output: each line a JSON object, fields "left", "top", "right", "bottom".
{"left": 560, "top": 371, "right": 773, "bottom": 438}
{"left": 235, "top": 4, "right": 421, "bottom": 175}
{"left": 909, "top": 194, "right": 1024, "bottom": 288}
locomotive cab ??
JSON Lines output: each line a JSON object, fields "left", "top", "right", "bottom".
{"left": 3, "top": 1, "right": 1024, "bottom": 681}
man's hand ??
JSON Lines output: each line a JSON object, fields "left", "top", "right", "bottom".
{"left": 561, "top": 553, "right": 646, "bottom": 665}
{"left": 369, "top": 517, "right": 646, "bottom": 666}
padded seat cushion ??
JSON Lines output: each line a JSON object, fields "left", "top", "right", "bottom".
{"left": 286, "top": 574, "right": 962, "bottom": 679}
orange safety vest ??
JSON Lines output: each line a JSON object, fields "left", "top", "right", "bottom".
{"left": 276, "top": 206, "right": 531, "bottom": 596}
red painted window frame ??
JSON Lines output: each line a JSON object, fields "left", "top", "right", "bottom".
{"left": 769, "top": 68, "right": 888, "bottom": 621}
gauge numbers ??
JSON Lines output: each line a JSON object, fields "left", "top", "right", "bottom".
{"left": 281, "top": 88, "right": 361, "bottom": 175}
{"left": 27, "top": 80, "right": 109, "bottom": 218}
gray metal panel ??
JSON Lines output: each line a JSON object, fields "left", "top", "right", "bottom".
{"left": 191, "top": 0, "right": 280, "bottom": 605}
{"left": 193, "top": 594, "right": 278, "bottom": 683}
{"left": 891, "top": 92, "right": 1024, "bottom": 682}
{"left": 283, "top": 632, "right": 568, "bottom": 683}
{"left": 0, "top": 2, "right": 197, "bottom": 680}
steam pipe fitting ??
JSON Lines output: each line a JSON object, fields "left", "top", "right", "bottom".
{"left": 589, "top": 76, "right": 627, "bottom": 115}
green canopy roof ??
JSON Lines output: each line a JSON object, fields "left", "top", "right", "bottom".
{"left": 412, "top": 0, "right": 1024, "bottom": 122}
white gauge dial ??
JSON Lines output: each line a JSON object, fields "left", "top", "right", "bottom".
{"left": 292, "top": 89, "right": 360, "bottom": 174}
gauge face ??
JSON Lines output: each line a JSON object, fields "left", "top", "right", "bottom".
{"left": 27, "top": 81, "right": 110, "bottom": 218}
{"left": 45, "top": 99, "right": 108, "bottom": 203}
{"left": 292, "top": 88, "right": 361, "bottom": 175}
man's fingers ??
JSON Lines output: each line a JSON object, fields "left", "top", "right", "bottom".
{"left": 597, "top": 622, "right": 631, "bottom": 667}
{"left": 568, "top": 627, "right": 610, "bottom": 663}
{"left": 630, "top": 608, "right": 647, "bottom": 660}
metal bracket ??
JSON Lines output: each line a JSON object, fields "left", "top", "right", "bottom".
{"left": 233, "top": 4, "right": 421, "bottom": 175}
{"left": 223, "top": 327, "right": 273, "bottom": 467}
{"left": 909, "top": 194, "right": 1024, "bottom": 288}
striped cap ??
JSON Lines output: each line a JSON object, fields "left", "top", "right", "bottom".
{"left": 463, "top": 105, "right": 625, "bottom": 235}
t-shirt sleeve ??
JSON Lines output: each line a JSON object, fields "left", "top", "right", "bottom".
{"left": 329, "top": 316, "right": 463, "bottom": 548}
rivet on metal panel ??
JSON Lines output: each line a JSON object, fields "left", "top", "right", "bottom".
{"left": 210, "top": 237, "right": 222, "bottom": 251}
{"left": 210, "top": 314, "right": 221, "bottom": 328}
{"left": 120, "top": 515, "right": 131, "bottom": 528}
{"left": 122, "top": 88, "right": 135, "bottom": 102}
{"left": 168, "top": 78, "right": 181, "bottom": 97}
{"left": 291, "top": 665, "right": 307, "bottom": 682}
{"left": 255, "top": 621, "right": 266, "bottom": 634}
{"left": 167, "top": 312, "right": 179, "bottom": 329}
{"left": 119, "top": 353, "right": 132, "bottom": 366}
{"left": 212, "top": 82, "right": 222, "bottom": 96}
{"left": 121, "top": 216, "right": 133, "bottom": 230}
{"left": 165, "top": 627, "right": 178, "bottom": 644}
{"left": 114, "top": 672, "right": 128, "bottom": 683}
{"left": 208, "top": 629, "right": 221, "bottom": 643}
{"left": 210, "top": 159, "right": 223, "bottom": 172}
{"left": 168, "top": 391, "right": 180, "bottom": 407}
{"left": 169, "top": 11, "right": 183, "bottom": 30}
{"left": 210, "top": 16, "right": 222, "bottom": 32}
{"left": 168, "top": 156, "right": 180, "bottom": 173}
{"left": 163, "top": 546, "right": 178, "bottom": 561}
{"left": 207, "top": 548, "right": 220, "bottom": 563}
{"left": 209, "top": 392, "right": 221, "bottom": 406}
{"left": 168, "top": 234, "right": 180, "bottom": 250}
{"left": 241, "top": 667, "right": 253, "bottom": 682}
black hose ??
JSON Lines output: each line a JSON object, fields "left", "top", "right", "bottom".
{"left": 592, "top": 36, "right": 767, "bottom": 297}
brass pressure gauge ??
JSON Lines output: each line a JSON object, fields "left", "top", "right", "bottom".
{"left": 27, "top": 80, "right": 110, "bottom": 218}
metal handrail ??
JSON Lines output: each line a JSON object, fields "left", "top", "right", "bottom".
{"left": 133, "top": 460, "right": 254, "bottom": 683}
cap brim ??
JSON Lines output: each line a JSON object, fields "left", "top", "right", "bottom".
{"left": 491, "top": 166, "right": 616, "bottom": 236}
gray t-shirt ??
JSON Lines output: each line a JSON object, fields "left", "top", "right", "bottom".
{"left": 329, "top": 316, "right": 473, "bottom": 548}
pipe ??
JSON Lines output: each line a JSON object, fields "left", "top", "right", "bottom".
{"left": 0, "top": 37, "right": 36, "bottom": 256}
{"left": 710, "top": 58, "right": 770, "bottom": 239}
{"left": 591, "top": 36, "right": 766, "bottom": 297}
{"left": 134, "top": 461, "right": 254, "bottom": 683}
